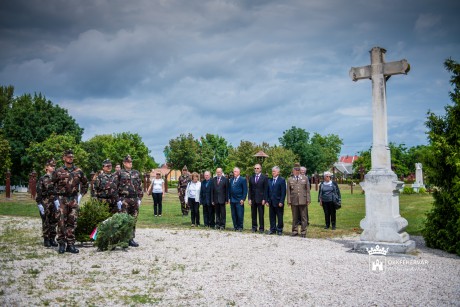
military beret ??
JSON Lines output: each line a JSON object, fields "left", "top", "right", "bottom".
{"left": 63, "top": 149, "right": 74, "bottom": 156}
{"left": 182, "top": 165, "right": 188, "bottom": 171}
{"left": 123, "top": 155, "right": 132, "bottom": 162}
{"left": 46, "top": 158, "right": 56, "bottom": 166}
{"left": 102, "top": 159, "right": 112, "bottom": 166}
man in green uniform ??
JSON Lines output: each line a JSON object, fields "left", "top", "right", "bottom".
{"left": 54, "top": 149, "right": 89, "bottom": 254}
{"left": 287, "top": 163, "right": 311, "bottom": 238}
{"left": 114, "top": 155, "right": 143, "bottom": 247}
{"left": 94, "top": 159, "right": 118, "bottom": 213}
{"left": 177, "top": 165, "right": 190, "bottom": 216}
{"left": 36, "top": 158, "right": 58, "bottom": 247}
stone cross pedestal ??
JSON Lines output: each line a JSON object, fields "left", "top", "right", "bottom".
{"left": 349, "top": 47, "right": 415, "bottom": 253}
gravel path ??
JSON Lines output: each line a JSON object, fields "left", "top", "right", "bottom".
{"left": 0, "top": 216, "right": 459, "bottom": 306}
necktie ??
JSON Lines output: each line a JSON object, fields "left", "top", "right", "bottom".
{"left": 217, "top": 177, "right": 220, "bottom": 184}
{"left": 255, "top": 175, "right": 259, "bottom": 183}
{"left": 296, "top": 176, "right": 299, "bottom": 181}
{"left": 272, "top": 179, "right": 276, "bottom": 186}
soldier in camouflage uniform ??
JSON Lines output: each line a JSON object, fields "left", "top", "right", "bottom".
{"left": 94, "top": 159, "right": 118, "bottom": 214}
{"left": 177, "top": 166, "right": 190, "bottom": 216}
{"left": 54, "top": 149, "right": 89, "bottom": 254}
{"left": 36, "top": 158, "right": 59, "bottom": 248}
{"left": 114, "top": 155, "right": 143, "bottom": 247}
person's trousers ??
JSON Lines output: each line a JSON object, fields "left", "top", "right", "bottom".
{"left": 251, "top": 203, "right": 265, "bottom": 231}
{"left": 202, "top": 204, "right": 215, "bottom": 227}
{"left": 269, "top": 205, "right": 284, "bottom": 233}
{"left": 57, "top": 195, "right": 78, "bottom": 245}
{"left": 121, "top": 197, "right": 140, "bottom": 239}
{"left": 297, "top": 205, "right": 309, "bottom": 225}
{"left": 291, "top": 205, "right": 308, "bottom": 235}
{"left": 189, "top": 198, "right": 200, "bottom": 225}
{"left": 215, "top": 203, "right": 226, "bottom": 229}
{"left": 322, "top": 201, "right": 336, "bottom": 227}
{"left": 152, "top": 193, "right": 163, "bottom": 215}
{"left": 230, "top": 202, "right": 244, "bottom": 230}
{"left": 42, "top": 198, "right": 58, "bottom": 239}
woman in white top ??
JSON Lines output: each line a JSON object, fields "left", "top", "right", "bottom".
{"left": 185, "top": 172, "right": 201, "bottom": 227}
{"left": 147, "top": 172, "right": 165, "bottom": 217}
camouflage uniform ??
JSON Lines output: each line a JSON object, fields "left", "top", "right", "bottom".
{"left": 95, "top": 171, "right": 118, "bottom": 214}
{"left": 36, "top": 172, "right": 58, "bottom": 243}
{"left": 54, "top": 165, "right": 89, "bottom": 246}
{"left": 178, "top": 171, "right": 190, "bottom": 215}
{"left": 114, "top": 166, "right": 143, "bottom": 239}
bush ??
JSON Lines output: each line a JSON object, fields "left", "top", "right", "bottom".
{"left": 75, "top": 199, "right": 111, "bottom": 243}
{"left": 402, "top": 187, "right": 414, "bottom": 194}
{"left": 168, "top": 180, "right": 178, "bottom": 188}
{"left": 418, "top": 187, "right": 427, "bottom": 194}
{"left": 94, "top": 213, "right": 135, "bottom": 251}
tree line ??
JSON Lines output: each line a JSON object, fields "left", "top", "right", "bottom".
{"left": 0, "top": 86, "right": 157, "bottom": 184}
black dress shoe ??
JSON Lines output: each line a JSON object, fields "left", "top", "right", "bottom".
{"left": 300, "top": 234, "right": 306, "bottom": 238}
{"left": 259, "top": 230, "right": 264, "bottom": 234}
{"left": 277, "top": 232, "right": 282, "bottom": 236}
{"left": 268, "top": 231, "right": 275, "bottom": 235}
{"left": 58, "top": 243, "right": 66, "bottom": 254}
{"left": 44, "top": 239, "right": 51, "bottom": 247}
{"left": 291, "top": 233, "right": 298, "bottom": 237}
{"left": 49, "top": 239, "right": 58, "bottom": 247}
{"left": 66, "top": 245, "right": 79, "bottom": 254}
{"left": 128, "top": 239, "right": 139, "bottom": 247}
{"left": 332, "top": 226, "right": 336, "bottom": 230}
{"left": 324, "top": 226, "right": 329, "bottom": 229}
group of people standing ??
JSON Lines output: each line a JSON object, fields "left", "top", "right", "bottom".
{"left": 176, "top": 163, "right": 341, "bottom": 237}
{"left": 36, "top": 150, "right": 144, "bottom": 254}
{"left": 36, "top": 152, "right": 342, "bottom": 254}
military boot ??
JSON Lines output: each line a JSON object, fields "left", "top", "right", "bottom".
{"left": 49, "top": 238, "right": 58, "bottom": 247}
{"left": 43, "top": 238, "right": 51, "bottom": 247}
{"left": 58, "top": 243, "right": 66, "bottom": 254}
{"left": 66, "top": 245, "right": 79, "bottom": 254}
{"left": 128, "top": 239, "right": 139, "bottom": 247}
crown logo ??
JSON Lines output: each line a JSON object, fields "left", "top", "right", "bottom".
{"left": 366, "top": 245, "right": 389, "bottom": 256}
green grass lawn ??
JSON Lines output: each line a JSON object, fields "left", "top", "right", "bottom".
{"left": 0, "top": 184, "right": 434, "bottom": 238}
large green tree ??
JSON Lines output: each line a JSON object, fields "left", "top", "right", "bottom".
{"left": 263, "top": 145, "right": 298, "bottom": 178}
{"left": 0, "top": 85, "right": 14, "bottom": 127}
{"left": 422, "top": 59, "right": 460, "bottom": 256}
{"left": 279, "top": 127, "right": 342, "bottom": 174}
{"left": 83, "top": 133, "right": 157, "bottom": 173}
{"left": 2, "top": 93, "right": 83, "bottom": 183}
{"left": 164, "top": 133, "right": 200, "bottom": 172}
{"left": 104, "top": 132, "right": 157, "bottom": 172}
{"left": 26, "top": 133, "right": 89, "bottom": 175}
{"left": 0, "top": 131, "right": 12, "bottom": 183}
{"left": 227, "top": 140, "right": 261, "bottom": 176}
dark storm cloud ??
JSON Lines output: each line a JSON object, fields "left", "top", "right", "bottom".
{"left": 0, "top": 0, "right": 459, "bottom": 163}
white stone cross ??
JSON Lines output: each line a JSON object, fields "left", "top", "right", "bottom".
{"left": 349, "top": 47, "right": 415, "bottom": 253}
{"left": 350, "top": 47, "right": 410, "bottom": 170}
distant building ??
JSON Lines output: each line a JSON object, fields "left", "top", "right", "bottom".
{"left": 333, "top": 155, "right": 359, "bottom": 177}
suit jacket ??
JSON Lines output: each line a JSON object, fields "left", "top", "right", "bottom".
{"left": 228, "top": 176, "right": 248, "bottom": 203}
{"left": 200, "top": 179, "right": 213, "bottom": 206}
{"left": 268, "top": 176, "right": 286, "bottom": 207}
{"left": 248, "top": 173, "right": 268, "bottom": 204}
{"left": 287, "top": 175, "right": 311, "bottom": 205}
{"left": 211, "top": 176, "right": 228, "bottom": 204}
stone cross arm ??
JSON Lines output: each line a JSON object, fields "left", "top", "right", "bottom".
{"left": 349, "top": 59, "right": 410, "bottom": 81}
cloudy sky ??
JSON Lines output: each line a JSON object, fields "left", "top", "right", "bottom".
{"left": 1, "top": 0, "right": 459, "bottom": 164}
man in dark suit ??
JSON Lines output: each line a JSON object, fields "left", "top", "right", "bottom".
{"left": 267, "top": 166, "right": 286, "bottom": 235}
{"left": 228, "top": 167, "right": 248, "bottom": 231}
{"left": 248, "top": 164, "right": 268, "bottom": 233}
{"left": 211, "top": 168, "right": 228, "bottom": 230}
{"left": 200, "top": 171, "right": 214, "bottom": 228}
